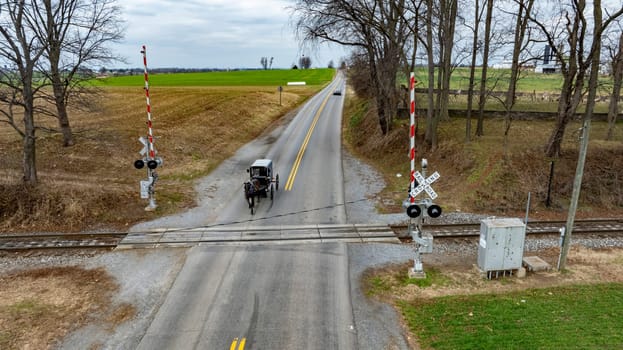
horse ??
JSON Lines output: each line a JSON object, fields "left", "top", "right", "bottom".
{"left": 243, "top": 180, "right": 261, "bottom": 214}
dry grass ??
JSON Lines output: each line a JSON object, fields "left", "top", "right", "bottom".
{"left": 0, "top": 266, "right": 122, "bottom": 350}
{"left": 363, "top": 246, "right": 623, "bottom": 301}
{"left": 343, "top": 91, "right": 623, "bottom": 220}
{"left": 0, "top": 86, "right": 317, "bottom": 232}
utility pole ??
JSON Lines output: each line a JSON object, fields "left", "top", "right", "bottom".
{"left": 558, "top": 119, "right": 590, "bottom": 270}
{"left": 559, "top": 1, "right": 603, "bottom": 271}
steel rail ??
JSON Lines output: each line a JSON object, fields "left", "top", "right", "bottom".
{"left": 0, "top": 232, "right": 127, "bottom": 250}
{"left": 2, "top": 219, "right": 622, "bottom": 250}
{"left": 391, "top": 219, "right": 623, "bottom": 238}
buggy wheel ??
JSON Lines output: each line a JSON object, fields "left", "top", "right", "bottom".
{"left": 270, "top": 184, "right": 274, "bottom": 200}
{"left": 275, "top": 174, "right": 279, "bottom": 191}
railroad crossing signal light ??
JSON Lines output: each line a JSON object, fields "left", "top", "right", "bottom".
{"left": 134, "top": 159, "right": 145, "bottom": 169}
{"left": 147, "top": 160, "right": 158, "bottom": 169}
{"left": 427, "top": 204, "right": 442, "bottom": 218}
{"left": 134, "top": 157, "right": 162, "bottom": 170}
{"left": 406, "top": 203, "right": 442, "bottom": 218}
{"left": 406, "top": 204, "right": 421, "bottom": 218}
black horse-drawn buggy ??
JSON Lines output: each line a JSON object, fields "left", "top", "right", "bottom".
{"left": 244, "top": 159, "right": 279, "bottom": 214}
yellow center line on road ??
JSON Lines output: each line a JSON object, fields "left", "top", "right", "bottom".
{"left": 230, "top": 337, "right": 246, "bottom": 350}
{"left": 284, "top": 88, "right": 335, "bottom": 191}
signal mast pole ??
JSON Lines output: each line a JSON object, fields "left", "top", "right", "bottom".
{"left": 134, "top": 45, "right": 162, "bottom": 211}
{"left": 142, "top": 46, "right": 157, "bottom": 211}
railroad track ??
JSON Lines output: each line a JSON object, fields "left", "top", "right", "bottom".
{"left": 0, "top": 232, "right": 126, "bottom": 250}
{"left": 392, "top": 219, "right": 623, "bottom": 238}
{"left": 1, "top": 219, "right": 622, "bottom": 250}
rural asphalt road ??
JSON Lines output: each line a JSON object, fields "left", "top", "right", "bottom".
{"left": 212, "top": 72, "right": 347, "bottom": 226}
{"left": 125, "top": 73, "right": 412, "bottom": 349}
{"left": 136, "top": 243, "right": 357, "bottom": 350}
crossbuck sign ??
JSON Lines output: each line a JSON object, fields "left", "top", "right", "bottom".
{"left": 411, "top": 171, "right": 440, "bottom": 200}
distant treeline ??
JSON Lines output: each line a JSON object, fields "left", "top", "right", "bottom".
{"left": 102, "top": 67, "right": 277, "bottom": 76}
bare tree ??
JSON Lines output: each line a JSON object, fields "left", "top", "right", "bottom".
{"left": 401, "top": 0, "right": 425, "bottom": 144}
{"left": 293, "top": 0, "right": 410, "bottom": 134}
{"left": 0, "top": 0, "right": 47, "bottom": 185}
{"left": 269, "top": 56, "right": 274, "bottom": 69}
{"left": 403, "top": 0, "right": 425, "bottom": 73}
{"left": 530, "top": 1, "right": 623, "bottom": 158}
{"left": 299, "top": 55, "right": 311, "bottom": 69}
{"left": 435, "top": 0, "right": 458, "bottom": 124}
{"left": 475, "top": 0, "right": 494, "bottom": 137}
{"left": 424, "top": 0, "right": 436, "bottom": 147}
{"left": 464, "top": 0, "right": 486, "bottom": 142}
{"left": 30, "top": 0, "right": 123, "bottom": 147}
{"left": 501, "top": 0, "right": 535, "bottom": 153}
{"left": 605, "top": 29, "right": 623, "bottom": 140}
{"left": 347, "top": 50, "right": 375, "bottom": 98}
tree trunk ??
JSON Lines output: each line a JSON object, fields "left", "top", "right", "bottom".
{"left": 22, "top": 83, "right": 37, "bottom": 186}
{"left": 606, "top": 32, "right": 623, "bottom": 141}
{"left": 546, "top": 67, "right": 586, "bottom": 157}
{"left": 466, "top": 0, "right": 481, "bottom": 143}
{"left": 365, "top": 44, "right": 388, "bottom": 135}
{"left": 44, "top": 0, "right": 75, "bottom": 147}
{"left": 4, "top": 2, "right": 42, "bottom": 186}
{"left": 23, "top": 127, "right": 37, "bottom": 185}
{"left": 504, "top": 0, "right": 534, "bottom": 155}
{"left": 381, "top": 49, "right": 400, "bottom": 129}
{"left": 438, "top": 0, "right": 457, "bottom": 124}
{"left": 424, "top": 0, "right": 436, "bottom": 148}
{"left": 545, "top": 112, "right": 571, "bottom": 158}
{"left": 51, "top": 63, "right": 74, "bottom": 146}
{"left": 544, "top": 3, "right": 583, "bottom": 159}
{"left": 476, "top": 0, "right": 493, "bottom": 137}
{"left": 377, "top": 95, "right": 389, "bottom": 134}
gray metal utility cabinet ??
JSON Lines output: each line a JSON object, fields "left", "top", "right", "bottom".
{"left": 477, "top": 218, "right": 526, "bottom": 277}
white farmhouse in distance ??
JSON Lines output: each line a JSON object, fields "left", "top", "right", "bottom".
{"left": 492, "top": 60, "right": 513, "bottom": 69}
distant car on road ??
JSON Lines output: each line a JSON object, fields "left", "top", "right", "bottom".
{"left": 333, "top": 90, "right": 342, "bottom": 96}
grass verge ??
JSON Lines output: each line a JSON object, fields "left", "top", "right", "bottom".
{"left": 362, "top": 247, "right": 623, "bottom": 349}
{"left": 399, "top": 283, "right": 623, "bottom": 349}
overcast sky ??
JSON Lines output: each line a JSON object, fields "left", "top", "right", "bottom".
{"left": 111, "top": 0, "right": 348, "bottom": 69}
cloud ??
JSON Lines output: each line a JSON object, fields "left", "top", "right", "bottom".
{"left": 109, "top": 0, "right": 348, "bottom": 69}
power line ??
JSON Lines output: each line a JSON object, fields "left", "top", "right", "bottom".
{"left": 159, "top": 198, "right": 371, "bottom": 233}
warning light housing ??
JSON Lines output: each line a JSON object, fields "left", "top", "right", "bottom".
{"left": 134, "top": 159, "right": 145, "bottom": 169}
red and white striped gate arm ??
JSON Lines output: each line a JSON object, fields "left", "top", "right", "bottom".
{"left": 142, "top": 45, "right": 155, "bottom": 159}
{"left": 409, "top": 72, "right": 416, "bottom": 203}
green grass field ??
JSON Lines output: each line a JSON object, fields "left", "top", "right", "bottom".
{"left": 93, "top": 68, "right": 335, "bottom": 87}
{"left": 404, "top": 67, "right": 615, "bottom": 94}
{"left": 399, "top": 283, "right": 623, "bottom": 349}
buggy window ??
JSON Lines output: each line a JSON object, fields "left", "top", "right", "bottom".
{"left": 251, "top": 167, "right": 267, "bottom": 177}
